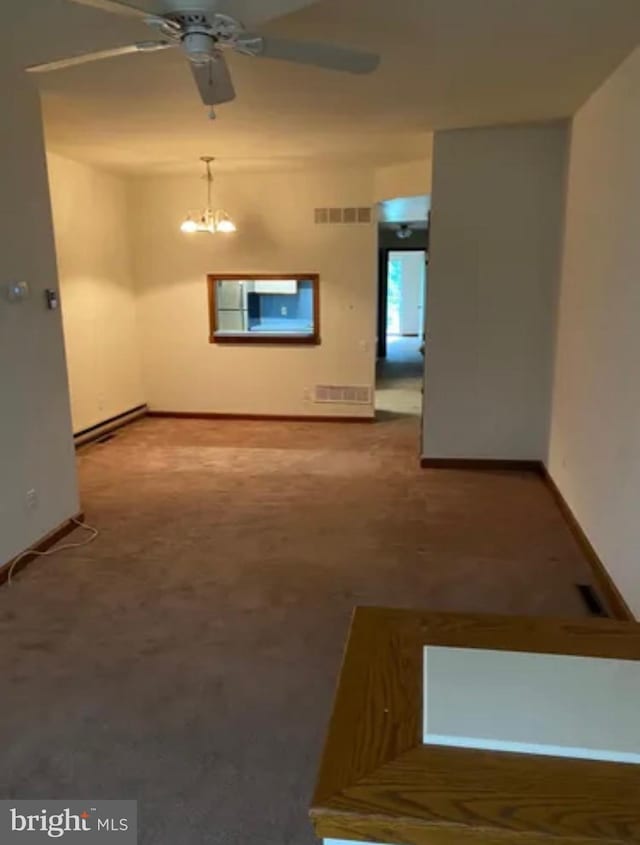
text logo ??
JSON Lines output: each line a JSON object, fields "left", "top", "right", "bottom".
{"left": 1, "top": 802, "right": 136, "bottom": 843}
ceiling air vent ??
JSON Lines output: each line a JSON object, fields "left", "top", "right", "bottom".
{"left": 314, "top": 207, "right": 373, "bottom": 225}
{"left": 314, "top": 385, "right": 373, "bottom": 405}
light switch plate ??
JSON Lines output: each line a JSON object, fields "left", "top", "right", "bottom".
{"left": 45, "top": 289, "right": 59, "bottom": 310}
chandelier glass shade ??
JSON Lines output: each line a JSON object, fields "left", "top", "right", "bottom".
{"left": 180, "top": 157, "right": 237, "bottom": 235}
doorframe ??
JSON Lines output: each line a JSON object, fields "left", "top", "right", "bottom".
{"left": 377, "top": 246, "right": 428, "bottom": 360}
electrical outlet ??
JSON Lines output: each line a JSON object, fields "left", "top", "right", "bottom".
{"left": 281, "top": 306, "right": 288, "bottom": 317}
{"left": 26, "top": 489, "right": 38, "bottom": 510}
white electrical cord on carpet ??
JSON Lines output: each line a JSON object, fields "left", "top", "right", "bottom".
{"left": 6, "top": 518, "right": 99, "bottom": 587}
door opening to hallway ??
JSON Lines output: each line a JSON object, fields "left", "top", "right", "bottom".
{"left": 376, "top": 248, "right": 427, "bottom": 418}
{"left": 386, "top": 250, "right": 426, "bottom": 343}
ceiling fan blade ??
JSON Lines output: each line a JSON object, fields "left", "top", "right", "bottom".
{"left": 242, "top": 36, "right": 380, "bottom": 75}
{"left": 190, "top": 56, "right": 236, "bottom": 106}
{"left": 66, "top": 0, "right": 153, "bottom": 20}
{"left": 213, "top": 0, "right": 319, "bottom": 28}
{"left": 27, "top": 41, "right": 174, "bottom": 73}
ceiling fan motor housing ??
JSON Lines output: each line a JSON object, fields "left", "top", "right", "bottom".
{"left": 162, "top": 10, "right": 244, "bottom": 64}
{"left": 182, "top": 30, "right": 218, "bottom": 64}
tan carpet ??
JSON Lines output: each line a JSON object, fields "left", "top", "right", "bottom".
{"left": 0, "top": 415, "right": 594, "bottom": 844}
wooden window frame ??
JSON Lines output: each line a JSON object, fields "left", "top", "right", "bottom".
{"left": 207, "top": 273, "right": 321, "bottom": 345}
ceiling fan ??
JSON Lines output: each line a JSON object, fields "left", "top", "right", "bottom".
{"left": 27, "top": 0, "right": 380, "bottom": 117}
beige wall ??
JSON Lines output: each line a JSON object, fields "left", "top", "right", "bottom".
{"left": 0, "top": 67, "right": 79, "bottom": 566}
{"left": 423, "top": 122, "right": 568, "bottom": 460}
{"left": 549, "top": 47, "right": 640, "bottom": 617}
{"left": 375, "top": 158, "right": 432, "bottom": 202}
{"left": 48, "top": 154, "right": 144, "bottom": 433}
{"left": 130, "top": 167, "right": 377, "bottom": 417}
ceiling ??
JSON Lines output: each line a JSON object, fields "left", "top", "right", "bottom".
{"left": 11, "top": 0, "right": 640, "bottom": 174}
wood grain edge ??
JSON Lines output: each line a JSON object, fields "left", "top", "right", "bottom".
{"left": 0, "top": 512, "right": 86, "bottom": 586}
{"left": 310, "top": 608, "right": 640, "bottom": 845}
{"left": 541, "top": 468, "right": 635, "bottom": 622}
{"left": 313, "top": 743, "right": 636, "bottom": 845}
{"left": 310, "top": 808, "right": 571, "bottom": 845}
{"left": 421, "top": 458, "right": 544, "bottom": 473}
{"left": 311, "top": 607, "right": 423, "bottom": 805}
{"left": 310, "top": 807, "right": 622, "bottom": 845}
{"left": 349, "top": 607, "right": 640, "bottom": 658}
{"left": 147, "top": 411, "right": 375, "bottom": 424}
{"left": 209, "top": 333, "right": 320, "bottom": 345}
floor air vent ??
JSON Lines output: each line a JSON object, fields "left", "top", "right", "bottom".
{"left": 314, "top": 385, "right": 372, "bottom": 405}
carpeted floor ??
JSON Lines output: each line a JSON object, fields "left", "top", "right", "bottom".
{"left": 0, "top": 413, "right": 596, "bottom": 844}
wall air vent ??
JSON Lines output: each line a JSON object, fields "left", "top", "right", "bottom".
{"left": 314, "top": 207, "right": 373, "bottom": 225}
{"left": 314, "top": 385, "right": 373, "bottom": 405}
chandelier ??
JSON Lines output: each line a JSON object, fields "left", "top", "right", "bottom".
{"left": 180, "top": 157, "right": 237, "bottom": 235}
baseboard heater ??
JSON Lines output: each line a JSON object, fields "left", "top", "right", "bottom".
{"left": 74, "top": 405, "right": 147, "bottom": 448}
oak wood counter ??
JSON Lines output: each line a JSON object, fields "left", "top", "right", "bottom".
{"left": 310, "top": 608, "right": 640, "bottom": 845}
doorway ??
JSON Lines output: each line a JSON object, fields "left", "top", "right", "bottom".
{"left": 386, "top": 248, "right": 426, "bottom": 353}
{"left": 375, "top": 196, "right": 430, "bottom": 418}
{"left": 376, "top": 247, "right": 428, "bottom": 417}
